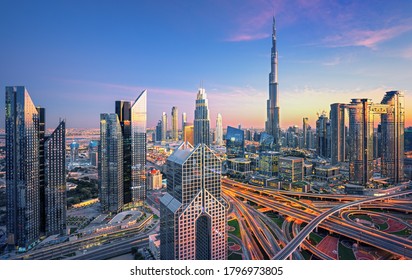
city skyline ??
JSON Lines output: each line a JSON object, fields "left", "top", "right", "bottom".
{"left": 1, "top": 1, "right": 412, "bottom": 130}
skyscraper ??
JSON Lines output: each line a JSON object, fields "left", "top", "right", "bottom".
{"left": 182, "top": 112, "right": 187, "bottom": 132}
{"left": 216, "top": 113, "right": 223, "bottom": 146}
{"left": 266, "top": 17, "right": 280, "bottom": 150}
{"left": 160, "top": 143, "right": 227, "bottom": 260}
{"left": 302, "top": 117, "right": 309, "bottom": 149}
{"left": 184, "top": 123, "right": 194, "bottom": 146}
{"left": 226, "top": 126, "right": 245, "bottom": 158}
{"left": 156, "top": 120, "right": 162, "bottom": 142}
{"left": 194, "top": 88, "right": 210, "bottom": 145}
{"left": 380, "top": 91, "right": 405, "bottom": 184}
{"left": 6, "top": 86, "right": 40, "bottom": 249}
{"left": 162, "top": 112, "right": 167, "bottom": 142}
{"left": 6, "top": 86, "right": 66, "bottom": 249}
{"left": 99, "top": 113, "right": 123, "bottom": 213}
{"left": 330, "top": 103, "right": 346, "bottom": 164}
{"left": 131, "top": 90, "right": 147, "bottom": 202}
{"left": 115, "top": 100, "right": 132, "bottom": 204}
{"left": 316, "top": 112, "right": 329, "bottom": 158}
{"left": 171, "top": 106, "right": 178, "bottom": 141}
{"left": 44, "top": 120, "right": 66, "bottom": 236}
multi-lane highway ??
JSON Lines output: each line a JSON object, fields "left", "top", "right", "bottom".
{"left": 222, "top": 178, "right": 412, "bottom": 260}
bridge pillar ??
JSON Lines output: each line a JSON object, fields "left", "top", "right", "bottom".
{"left": 315, "top": 226, "right": 318, "bottom": 233}
{"left": 289, "top": 254, "right": 293, "bottom": 260}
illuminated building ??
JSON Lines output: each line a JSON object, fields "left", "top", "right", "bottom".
{"left": 131, "top": 90, "right": 147, "bottom": 201}
{"left": 330, "top": 103, "right": 346, "bottom": 164}
{"left": 279, "top": 157, "right": 304, "bottom": 182}
{"left": 99, "top": 113, "right": 123, "bottom": 213}
{"left": 147, "top": 169, "right": 163, "bottom": 190}
{"left": 115, "top": 100, "right": 132, "bottom": 203}
{"left": 216, "top": 113, "right": 223, "bottom": 146}
{"left": 226, "top": 126, "right": 245, "bottom": 159}
{"left": 6, "top": 86, "right": 66, "bottom": 249}
{"left": 266, "top": 17, "right": 280, "bottom": 150}
{"left": 258, "top": 151, "right": 279, "bottom": 177}
{"left": 160, "top": 143, "right": 227, "bottom": 260}
{"left": 194, "top": 88, "right": 210, "bottom": 145}
{"left": 89, "top": 140, "right": 99, "bottom": 167}
{"left": 184, "top": 123, "right": 194, "bottom": 146}
{"left": 316, "top": 112, "right": 329, "bottom": 158}
{"left": 161, "top": 112, "right": 167, "bottom": 142}
{"left": 171, "top": 106, "right": 178, "bottom": 141}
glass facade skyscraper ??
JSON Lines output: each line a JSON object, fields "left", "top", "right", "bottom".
{"left": 160, "top": 143, "right": 227, "bottom": 260}
{"left": 215, "top": 113, "right": 223, "bottom": 146}
{"left": 226, "top": 126, "right": 245, "bottom": 159}
{"left": 44, "top": 120, "right": 66, "bottom": 235}
{"left": 330, "top": 103, "right": 346, "bottom": 164}
{"left": 171, "top": 106, "right": 178, "bottom": 141}
{"left": 131, "top": 90, "right": 147, "bottom": 201}
{"left": 99, "top": 113, "right": 124, "bottom": 213}
{"left": 6, "top": 86, "right": 66, "bottom": 250}
{"left": 194, "top": 88, "right": 210, "bottom": 146}
{"left": 115, "top": 100, "right": 132, "bottom": 203}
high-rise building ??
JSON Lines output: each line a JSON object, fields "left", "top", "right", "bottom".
{"left": 99, "top": 113, "right": 123, "bottom": 213}
{"left": 380, "top": 91, "right": 405, "bottom": 184}
{"left": 258, "top": 151, "right": 280, "bottom": 177}
{"left": 69, "top": 140, "right": 79, "bottom": 163}
{"left": 171, "top": 106, "right": 179, "bottom": 141}
{"left": 115, "top": 100, "right": 132, "bottom": 204}
{"left": 216, "top": 113, "right": 223, "bottom": 146}
{"left": 6, "top": 86, "right": 66, "bottom": 250}
{"left": 279, "top": 157, "right": 304, "bottom": 182}
{"left": 330, "top": 103, "right": 346, "bottom": 164}
{"left": 182, "top": 112, "right": 187, "bottom": 132}
{"left": 160, "top": 143, "right": 227, "bottom": 260}
{"left": 194, "top": 88, "right": 210, "bottom": 145}
{"left": 156, "top": 120, "right": 162, "bottom": 142}
{"left": 184, "top": 123, "right": 194, "bottom": 146}
{"left": 266, "top": 17, "right": 280, "bottom": 150}
{"left": 302, "top": 117, "right": 309, "bottom": 149}
{"left": 44, "top": 120, "right": 66, "bottom": 236}
{"left": 316, "top": 113, "right": 329, "bottom": 158}
{"left": 162, "top": 112, "right": 168, "bottom": 142}
{"left": 147, "top": 169, "right": 163, "bottom": 190}
{"left": 131, "top": 90, "right": 147, "bottom": 202}
{"left": 89, "top": 140, "right": 99, "bottom": 167}
{"left": 226, "top": 126, "right": 245, "bottom": 159}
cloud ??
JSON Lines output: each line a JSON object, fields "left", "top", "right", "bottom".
{"left": 226, "top": 33, "right": 270, "bottom": 42}
{"left": 322, "top": 22, "right": 412, "bottom": 49}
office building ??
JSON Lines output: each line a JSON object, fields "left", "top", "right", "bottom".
{"left": 216, "top": 113, "right": 223, "bottom": 146}
{"left": 131, "top": 90, "right": 147, "bottom": 201}
{"left": 279, "top": 157, "right": 304, "bottom": 182}
{"left": 89, "top": 140, "right": 99, "bottom": 167}
{"left": 266, "top": 17, "right": 280, "bottom": 150}
{"left": 99, "top": 113, "right": 123, "bottom": 213}
{"left": 258, "top": 151, "right": 280, "bottom": 177}
{"left": 6, "top": 86, "right": 66, "bottom": 249}
{"left": 316, "top": 112, "right": 329, "bottom": 158}
{"left": 380, "top": 91, "right": 405, "bottom": 184}
{"left": 115, "top": 100, "right": 132, "bottom": 203}
{"left": 194, "top": 88, "right": 210, "bottom": 145}
{"left": 69, "top": 140, "right": 79, "bottom": 163}
{"left": 171, "top": 106, "right": 178, "bottom": 141}
{"left": 44, "top": 120, "right": 66, "bottom": 235}
{"left": 147, "top": 169, "right": 163, "bottom": 190}
{"left": 160, "top": 143, "right": 227, "bottom": 260}
{"left": 156, "top": 120, "right": 162, "bottom": 142}
{"left": 226, "top": 126, "right": 245, "bottom": 159}
{"left": 184, "top": 123, "right": 194, "bottom": 146}
{"left": 161, "top": 112, "right": 167, "bottom": 142}
{"left": 302, "top": 117, "right": 309, "bottom": 149}
{"left": 330, "top": 103, "right": 346, "bottom": 164}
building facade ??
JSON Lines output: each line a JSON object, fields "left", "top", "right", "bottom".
{"left": 6, "top": 86, "right": 66, "bottom": 250}
{"left": 160, "top": 143, "right": 227, "bottom": 260}
{"left": 131, "top": 90, "right": 147, "bottom": 202}
{"left": 215, "top": 113, "right": 223, "bottom": 146}
{"left": 171, "top": 106, "right": 179, "bottom": 141}
{"left": 266, "top": 17, "right": 280, "bottom": 150}
{"left": 194, "top": 88, "right": 210, "bottom": 146}
{"left": 99, "top": 113, "right": 123, "bottom": 213}
{"left": 226, "top": 126, "right": 245, "bottom": 159}
{"left": 330, "top": 103, "right": 346, "bottom": 164}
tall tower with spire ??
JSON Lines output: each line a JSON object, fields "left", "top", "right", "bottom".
{"left": 266, "top": 16, "right": 280, "bottom": 150}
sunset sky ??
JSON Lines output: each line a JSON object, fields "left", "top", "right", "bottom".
{"left": 1, "top": 0, "right": 411, "bottom": 130}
